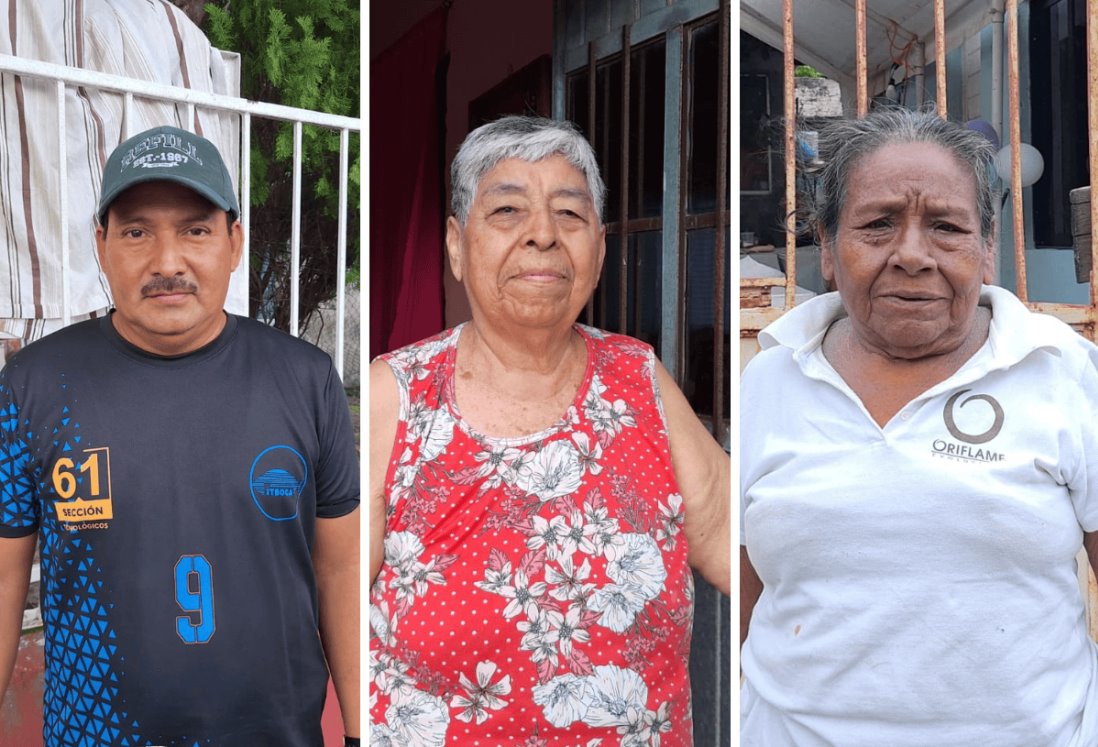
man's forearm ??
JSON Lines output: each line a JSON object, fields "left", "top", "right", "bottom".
{"left": 318, "top": 562, "right": 360, "bottom": 737}
{"left": 0, "top": 535, "right": 36, "bottom": 699}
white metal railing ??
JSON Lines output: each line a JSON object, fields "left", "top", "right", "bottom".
{"left": 0, "top": 53, "right": 360, "bottom": 378}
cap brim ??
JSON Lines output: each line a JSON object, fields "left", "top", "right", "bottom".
{"left": 97, "top": 173, "right": 237, "bottom": 223}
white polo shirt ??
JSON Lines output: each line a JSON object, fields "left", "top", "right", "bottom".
{"left": 741, "top": 285, "right": 1098, "bottom": 746}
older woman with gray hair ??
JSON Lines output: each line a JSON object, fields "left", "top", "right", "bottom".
{"left": 370, "top": 116, "right": 729, "bottom": 744}
{"left": 740, "top": 107, "right": 1098, "bottom": 745}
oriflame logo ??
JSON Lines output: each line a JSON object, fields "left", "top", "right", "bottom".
{"left": 930, "top": 388, "right": 1007, "bottom": 464}
{"left": 942, "top": 389, "right": 1004, "bottom": 444}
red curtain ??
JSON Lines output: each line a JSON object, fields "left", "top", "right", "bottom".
{"left": 370, "top": 7, "right": 448, "bottom": 359}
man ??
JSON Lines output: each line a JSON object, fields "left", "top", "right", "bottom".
{"left": 1, "top": 0, "right": 245, "bottom": 346}
{"left": 0, "top": 126, "right": 359, "bottom": 746}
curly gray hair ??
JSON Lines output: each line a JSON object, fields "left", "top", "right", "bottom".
{"left": 450, "top": 116, "right": 606, "bottom": 225}
{"left": 812, "top": 108, "right": 997, "bottom": 242}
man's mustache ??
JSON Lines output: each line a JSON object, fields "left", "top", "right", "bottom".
{"left": 141, "top": 277, "right": 197, "bottom": 296}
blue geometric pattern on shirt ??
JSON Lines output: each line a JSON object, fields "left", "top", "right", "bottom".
{"left": 0, "top": 388, "right": 37, "bottom": 529}
{"left": 38, "top": 408, "right": 143, "bottom": 747}
{"left": 40, "top": 531, "right": 143, "bottom": 746}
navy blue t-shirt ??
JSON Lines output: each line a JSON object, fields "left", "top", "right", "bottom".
{"left": 0, "top": 313, "right": 359, "bottom": 746}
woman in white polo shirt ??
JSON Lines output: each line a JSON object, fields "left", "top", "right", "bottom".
{"left": 740, "top": 108, "right": 1098, "bottom": 746}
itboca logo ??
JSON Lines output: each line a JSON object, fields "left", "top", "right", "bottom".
{"left": 249, "top": 445, "right": 308, "bottom": 521}
{"left": 931, "top": 389, "right": 1006, "bottom": 463}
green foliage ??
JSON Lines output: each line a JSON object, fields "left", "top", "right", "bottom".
{"left": 203, "top": 0, "right": 360, "bottom": 327}
{"left": 794, "top": 64, "right": 823, "bottom": 78}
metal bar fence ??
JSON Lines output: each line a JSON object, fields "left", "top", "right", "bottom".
{"left": 0, "top": 53, "right": 360, "bottom": 379}
{"left": 782, "top": 0, "right": 797, "bottom": 310}
{"left": 741, "top": 1, "right": 1098, "bottom": 340}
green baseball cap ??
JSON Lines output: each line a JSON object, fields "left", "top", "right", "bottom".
{"left": 97, "top": 125, "right": 240, "bottom": 224}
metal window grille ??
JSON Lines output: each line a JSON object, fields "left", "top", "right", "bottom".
{"left": 565, "top": 5, "right": 731, "bottom": 445}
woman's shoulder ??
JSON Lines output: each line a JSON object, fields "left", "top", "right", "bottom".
{"left": 374, "top": 326, "right": 461, "bottom": 372}
{"left": 986, "top": 286, "right": 1098, "bottom": 376}
{"left": 576, "top": 324, "right": 655, "bottom": 360}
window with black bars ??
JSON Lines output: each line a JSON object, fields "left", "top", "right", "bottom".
{"left": 564, "top": 10, "right": 730, "bottom": 444}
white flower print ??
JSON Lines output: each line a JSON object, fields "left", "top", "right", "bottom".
{"left": 582, "top": 665, "right": 649, "bottom": 728}
{"left": 532, "top": 673, "right": 590, "bottom": 727}
{"left": 450, "top": 660, "right": 512, "bottom": 724}
{"left": 386, "top": 537, "right": 424, "bottom": 604}
{"left": 369, "top": 722, "right": 398, "bottom": 747}
{"left": 410, "top": 555, "right": 448, "bottom": 596}
{"left": 605, "top": 533, "right": 667, "bottom": 600}
{"left": 583, "top": 375, "right": 609, "bottom": 415}
{"left": 370, "top": 601, "right": 394, "bottom": 645}
{"left": 400, "top": 355, "right": 430, "bottom": 384}
{"left": 518, "top": 605, "right": 563, "bottom": 663}
{"left": 564, "top": 404, "right": 581, "bottom": 426}
{"left": 418, "top": 406, "right": 455, "bottom": 462}
{"left": 645, "top": 701, "right": 673, "bottom": 746}
{"left": 579, "top": 501, "right": 624, "bottom": 557}
{"left": 392, "top": 446, "right": 418, "bottom": 494}
{"left": 499, "top": 569, "right": 549, "bottom": 620}
{"left": 582, "top": 324, "right": 607, "bottom": 340}
{"left": 391, "top": 336, "right": 449, "bottom": 382}
{"left": 384, "top": 531, "right": 425, "bottom": 568}
{"left": 383, "top": 531, "right": 454, "bottom": 624}
{"left": 473, "top": 443, "right": 524, "bottom": 488}
{"left": 545, "top": 555, "right": 595, "bottom": 603}
{"left": 655, "top": 493, "right": 684, "bottom": 549}
{"left": 619, "top": 720, "right": 654, "bottom": 747}
{"left": 474, "top": 559, "right": 513, "bottom": 595}
{"left": 557, "top": 508, "right": 593, "bottom": 559}
{"left": 373, "top": 652, "right": 415, "bottom": 696}
{"left": 411, "top": 337, "right": 449, "bottom": 372}
{"left": 515, "top": 440, "right": 584, "bottom": 502}
{"left": 404, "top": 397, "right": 435, "bottom": 443}
{"left": 588, "top": 583, "right": 648, "bottom": 633}
{"left": 572, "top": 432, "right": 603, "bottom": 475}
{"left": 553, "top": 603, "right": 592, "bottom": 657}
{"left": 642, "top": 348, "right": 657, "bottom": 384}
{"left": 588, "top": 398, "right": 637, "bottom": 437}
{"left": 526, "top": 514, "right": 570, "bottom": 559}
{"left": 618, "top": 708, "right": 657, "bottom": 744}
{"left": 384, "top": 687, "right": 450, "bottom": 747}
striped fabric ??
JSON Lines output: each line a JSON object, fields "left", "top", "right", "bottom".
{"left": 0, "top": 0, "right": 244, "bottom": 344}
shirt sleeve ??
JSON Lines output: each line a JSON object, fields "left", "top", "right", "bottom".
{"left": 0, "top": 370, "right": 39, "bottom": 537}
{"left": 314, "top": 362, "right": 360, "bottom": 519}
{"left": 1069, "top": 341, "right": 1098, "bottom": 533}
{"left": 739, "top": 355, "right": 767, "bottom": 548}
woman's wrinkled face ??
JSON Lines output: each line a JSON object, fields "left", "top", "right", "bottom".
{"left": 445, "top": 155, "right": 606, "bottom": 333}
{"left": 820, "top": 141, "right": 995, "bottom": 360}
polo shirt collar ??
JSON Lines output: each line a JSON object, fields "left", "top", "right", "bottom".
{"left": 758, "top": 284, "right": 1064, "bottom": 370}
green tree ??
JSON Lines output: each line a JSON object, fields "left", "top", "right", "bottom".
{"left": 203, "top": 0, "right": 360, "bottom": 329}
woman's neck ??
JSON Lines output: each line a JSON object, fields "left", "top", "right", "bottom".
{"left": 822, "top": 306, "right": 991, "bottom": 427}
{"left": 460, "top": 319, "right": 580, "bottom": 375}
{"left": 453, "top": 321, "right": 588, "bottom": 437}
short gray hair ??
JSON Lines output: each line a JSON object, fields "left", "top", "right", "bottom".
{"left": 812, "top": 107, "right": 997, "bottom": 242}
{"left": 450, "top": 116, "right": 606, "bottom": 225}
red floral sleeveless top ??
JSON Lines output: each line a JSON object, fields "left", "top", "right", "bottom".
{"left": 370, "top": 324, "right": 693, "bottom": 746}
